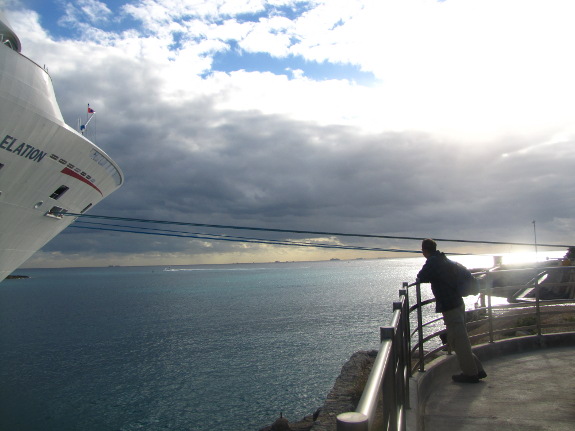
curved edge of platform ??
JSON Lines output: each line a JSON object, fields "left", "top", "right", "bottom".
{"left": 406, "top": 332, "right": 575, "bottom": 431}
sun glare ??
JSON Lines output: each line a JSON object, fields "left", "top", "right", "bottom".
{"left": 499, "top": 251, "right": 565, "bottom": 265}
{"left": 451, "top": 250, "right": 566, "bottom": 269}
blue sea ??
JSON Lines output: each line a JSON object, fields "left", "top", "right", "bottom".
{"left": 0, "top": 257, "right": 486, "bottom": 431}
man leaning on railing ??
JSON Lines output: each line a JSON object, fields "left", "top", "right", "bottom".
{"left": 417, "top": 238, "right": 487, "bottom": 384}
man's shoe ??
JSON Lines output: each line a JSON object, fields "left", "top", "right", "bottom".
{"left": 478, "top": 370, "right": 487, "bottom": 379}
{"left": 452, "top": 373, "right": 480, "bottom": 383}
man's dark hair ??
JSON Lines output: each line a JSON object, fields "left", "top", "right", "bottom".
{"left": 422, "top": 238, "right": 437, "bottom": 252}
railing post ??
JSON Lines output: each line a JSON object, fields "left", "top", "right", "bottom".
{"left": 401, "top": 284, "right": 411, "bottom": 372}
{"left": 487, "top": 290, "right": 494, "bottom": 343}
{"left": 535, "top": 275, "right": 542, "bottom": 336}
{"left": 399, "top": 288, "right": 411, "bottom": 408}
{"left": 415, "top": 281, "right": 425, "bottom": 372}
{"left": 381, "top": 325, "right": 399, "bottom": 431}
{"left": 480, "top": 271, "right": 493, "bottom": 309}
{"left": 381, "top": 325, "right": 395, "bottom": 341}
{"left": 393, "top": 300, "right": 407, "bottom": 416}
{"left": 336, "top": 412, "right": 368, "bottom": 431}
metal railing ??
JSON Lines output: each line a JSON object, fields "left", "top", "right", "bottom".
{"left": 336, "top": 265, "right": 575, "bottom": 431}
{"left": 412, "top": 265, "right": 575, "bottom": 374}
{"left": 336, "top": 289, "right": 411, "bottom": 431}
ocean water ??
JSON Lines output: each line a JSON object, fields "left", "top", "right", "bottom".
{"left": 0, "top": 257, "right": 476, "bottom": 431}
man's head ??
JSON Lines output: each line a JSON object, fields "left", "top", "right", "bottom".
{"left": 421, "top": 238, "right": 437, "bottom": 258}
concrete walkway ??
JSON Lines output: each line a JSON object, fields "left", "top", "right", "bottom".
{"left": 422, "top": 346, "right": 575, "bottom": 431}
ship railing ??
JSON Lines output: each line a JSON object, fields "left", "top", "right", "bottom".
{"left": 2, "top": 32, "right": 52, "bottom": 76}
{"left": 336, "top": 265, "right": 575, "bottom": 431}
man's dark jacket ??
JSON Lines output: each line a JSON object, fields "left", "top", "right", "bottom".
{"left": 417, "top": 250, "right": 463, "bottom": 313}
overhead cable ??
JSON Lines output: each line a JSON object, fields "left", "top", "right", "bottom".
{"left": 69, "top": 221, "right": 429, "bottom": 254}
{"left": 64, "top": 213, "right": 572, "bottom": 249}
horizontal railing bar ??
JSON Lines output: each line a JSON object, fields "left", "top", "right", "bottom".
{"left": 480, "top": 265, "right": 575, "bottom": 274}
{"left": 389, "top": 308, "right": 402, "bottom": 330}
{"left": 540, "top": 322, "right": 575, "bottom": 329}
{"left": 356, "top": 340, "right": 393, "bottom": 420}
{"left": 410, "top": 344, "right": 449, "bottom": 375}
{"left": 409, "top": 298, "right": 434, "bottom": 312}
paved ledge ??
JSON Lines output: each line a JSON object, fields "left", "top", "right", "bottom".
{"left": 407, "top": 333, "right": 575, "bottom": 431}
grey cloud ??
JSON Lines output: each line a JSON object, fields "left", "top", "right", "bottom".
{"left": 46, "top": 89, "right": 575, "bottom": 259}
{"left": 29, "top": 36, "right": 575, "bottom": 261}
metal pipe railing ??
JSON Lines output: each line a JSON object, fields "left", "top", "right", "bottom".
{"left": 337, "top": 292, "right": 409, "bottom": 431}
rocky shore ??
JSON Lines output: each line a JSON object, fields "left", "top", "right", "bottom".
{"left": 259, "top": 350, "right": 377, "bottom": 431}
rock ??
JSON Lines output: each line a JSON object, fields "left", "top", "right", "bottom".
{"left": 310, "top": 350, "right": 377, "bottom": 431}
{"left": 289, "top": 413, "right": 315, "bottom": 431}
{"left": 258, "top": 350, "right": 377, "bottom": 431}
{"left": 259, "top": 413, "right": 297, "bottom": 431}
{"left": 271, "top": 415, "right": 291, "bottom": 431}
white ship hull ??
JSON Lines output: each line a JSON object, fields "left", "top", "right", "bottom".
{"left": 0, "top": 14, "right": 123, "bottom": 282}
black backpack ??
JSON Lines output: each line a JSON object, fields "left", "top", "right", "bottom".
{"left": 447, "top": 259, "right": 479, "bottom": 297}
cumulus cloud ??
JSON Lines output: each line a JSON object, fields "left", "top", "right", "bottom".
{"left": 4, "top": 0, "right": 574, "bottom": 267}
{"left": 59, "top": 0, "right": 113, "bottom": 27}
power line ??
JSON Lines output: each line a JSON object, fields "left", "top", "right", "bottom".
{"left": 69, "top": 221, "right": 427, "bottom": 254}
{"left": 64, "top": 212, "right": 573, "bottom": 249}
